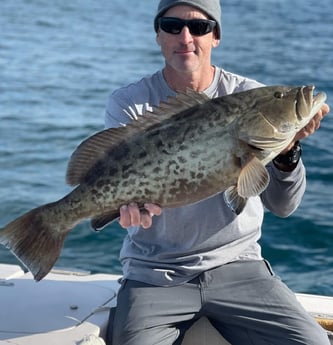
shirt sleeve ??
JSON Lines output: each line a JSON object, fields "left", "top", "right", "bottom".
{"left": 260, "top": 160, "right": 306, "bottom": 217}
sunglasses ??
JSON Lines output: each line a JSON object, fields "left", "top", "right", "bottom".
{"left": 158, "top": 17, "right": 217, "bottom": 36}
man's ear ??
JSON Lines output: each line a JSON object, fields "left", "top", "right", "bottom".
{"left": 212, "top": 38, "right": 220, "bottom": 48}
{"left": 212, "top": 28, "right": 221, "bottom": 48}
{"left": 156, "top": 32, "right": 161, "bottom": 46}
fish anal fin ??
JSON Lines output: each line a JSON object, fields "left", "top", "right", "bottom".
{"left": 238, "top": 156, "right": 270, "bottom": 198}
{"left": 223, "top": 186, "right": 247, "bottom": 214}
{"left": 91, "top": 211, "right": 120, "bottom": 231}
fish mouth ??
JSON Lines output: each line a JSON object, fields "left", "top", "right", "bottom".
{"left": 312, "top": 90, "right": 327, "bottom": 113}
{"left": 246, "top": 85, "right": 327, "bottom": 153}
{"left": 296, "top": 85, "right": 327, "bottom": 124}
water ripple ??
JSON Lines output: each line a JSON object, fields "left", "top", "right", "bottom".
{"left": 0, "top": 0, "right": 332, "bottom": 294}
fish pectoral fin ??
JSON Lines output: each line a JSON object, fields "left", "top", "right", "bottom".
{"left": 223, "top": 186, "right": 247, "bottom": 215}
{"left": 91, "top": 211, "right": 120, "bottom": 231}
{"left": 238, "top": 156, "right": 270, "bottom": 198}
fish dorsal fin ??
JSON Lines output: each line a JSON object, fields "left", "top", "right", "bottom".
{"left": 66, "top": 89, "right": 209, "bottom": 186}
{"left": 66, "top": 127, "right": 126, "bottom": 185}
{"left": 148, "top": 88, "right": 209, "bottom": 116}
{"left": 237, "top": 156, "right": 270, "bottom": 198}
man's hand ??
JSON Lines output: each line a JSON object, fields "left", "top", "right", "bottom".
{"left": 282, "top": 103, "right": 330, "bottom": 153}
{"left": 119, "top": 203, "right": 162, "bottom": 229}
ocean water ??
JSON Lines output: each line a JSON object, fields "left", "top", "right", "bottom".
{"left": 0, "top": 0, "right": 332, "bottom": 295}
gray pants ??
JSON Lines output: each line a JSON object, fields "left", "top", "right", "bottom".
{"left": 107, "top": 260, "right": 329, "bottom": 345}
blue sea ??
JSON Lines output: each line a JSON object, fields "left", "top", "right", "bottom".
{"left": 0, "top": 0, "right": 332, "bottom": 296}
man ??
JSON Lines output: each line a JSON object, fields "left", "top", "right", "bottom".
{"left": 105, "top": 0, "right": 330, "bottom": 344}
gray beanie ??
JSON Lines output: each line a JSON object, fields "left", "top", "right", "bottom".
{"left": 154, "top": 0, "right": 222, "bottom": 39}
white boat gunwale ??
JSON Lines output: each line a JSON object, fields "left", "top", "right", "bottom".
{"left": 0, "top": 263, "right": 332, "bottom": 345}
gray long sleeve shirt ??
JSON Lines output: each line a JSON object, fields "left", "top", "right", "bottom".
{"left": 105, "top": 67, "right": 306, "bottom": 286}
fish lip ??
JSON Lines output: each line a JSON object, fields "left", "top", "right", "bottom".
{"left": 312, "top": 91, "right": 327, "bottom": 110}
{"left": 296, "top": 85, "right": 327, "bottom": 122}
{"left": 296, "top": 85, "right": 314, "bottom": 122}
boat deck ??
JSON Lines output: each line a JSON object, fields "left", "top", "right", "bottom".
{"left": 0, "top": 264, "right": 332, "bottom": 345}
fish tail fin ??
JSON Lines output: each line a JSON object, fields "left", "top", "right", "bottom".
{"left": 0, "top": 203, "right": 70, "bottom": 281}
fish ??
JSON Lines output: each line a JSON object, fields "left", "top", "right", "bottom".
{"left": 0, "top": 85, "right": 326, "bottom": 281}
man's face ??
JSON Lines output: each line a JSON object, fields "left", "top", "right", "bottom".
{"left": 156, "top": 5, "right": 220, "bottom": 75}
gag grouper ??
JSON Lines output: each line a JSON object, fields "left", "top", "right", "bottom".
{"left": 0, "top": 85, "right": 326, "bottom": 281}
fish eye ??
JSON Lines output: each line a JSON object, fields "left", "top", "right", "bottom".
{"left": 274, "top": 91, "right": 284, "bottom": 99}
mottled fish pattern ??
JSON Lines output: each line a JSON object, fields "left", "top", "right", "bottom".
{"left": 0, "top": 85, "right": 326, "bottom": 281}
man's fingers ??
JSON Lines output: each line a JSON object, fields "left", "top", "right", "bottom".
{"left": 140, "top": 210, "right": 153, "bottom": 229}
{"left": 128, "top": 203, "right": 141, "bottom": 227}
{"left": 119, "top": 205, "right": 131, "bottom": 228}
{"left": 118, "top": 203, "right": 162, "bottom": 229}
{"left": 144, "top": 203, "right": 162, "bottom": 217}
{"left": 119, "top": 204, "right": 141, "bottom": 228}
{"left": 294, "top": 103, "right": 330, "bottom": 143}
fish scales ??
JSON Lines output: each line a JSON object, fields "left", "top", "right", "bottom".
{"left": 0, "top": 85, "right": 327, "bottom": 281}
{"left": 85, "top": 106, "right": 236, "bottom": 209}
